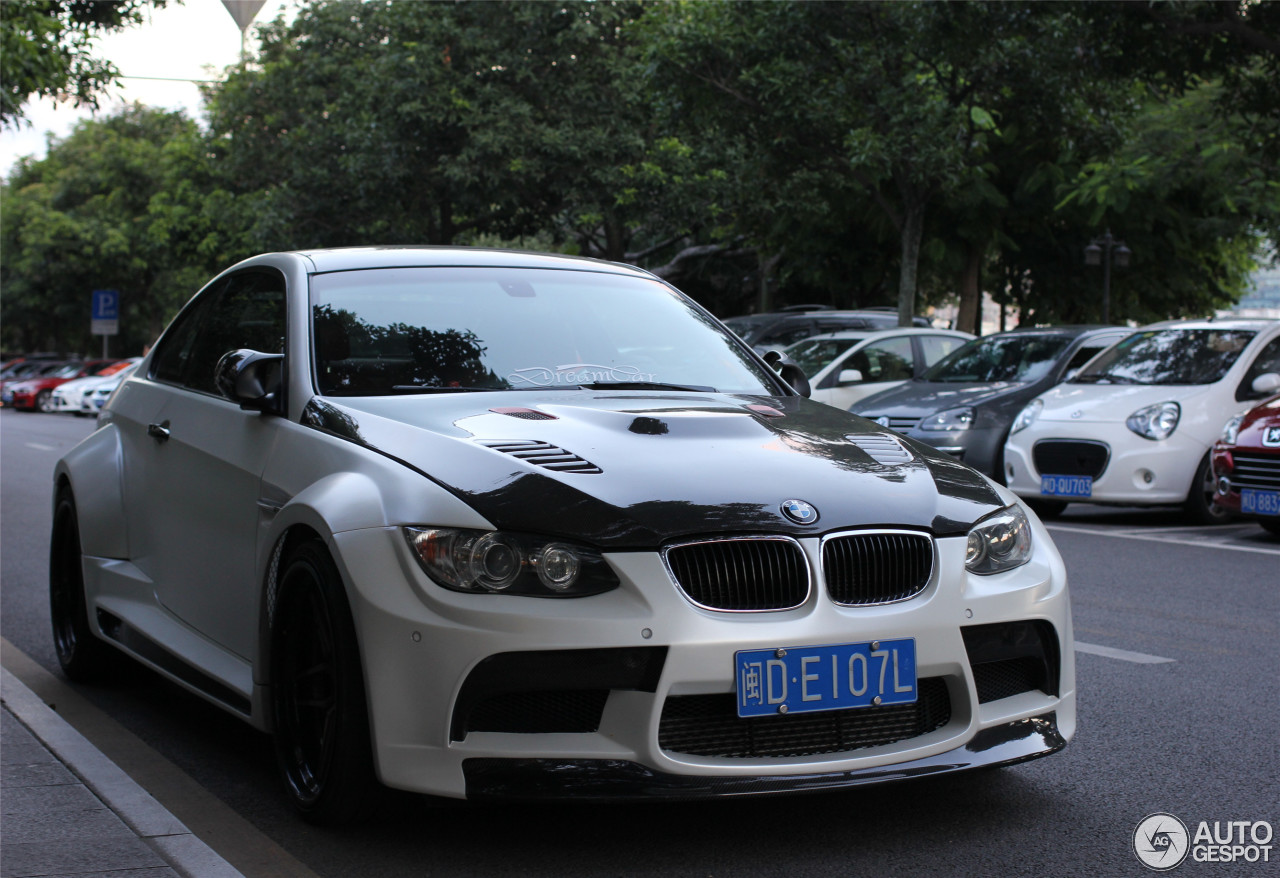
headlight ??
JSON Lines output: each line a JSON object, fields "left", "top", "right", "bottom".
{"left": 1219, "top": 413, "right": 1244, "bottom": 446}
{"left": 403, "top": 527, "right": 619, "bottom": 597}
{"left": 920, "top": 406, "right": 975, "bottom": 432}
{"left": 1126, "top": 401, "right": 1180, "bottom": 441}
{"left": 1010, "top": 399, "right": 1042, "bottom": 435}
{"left": 965, "top": 505, "right": 1033, "bottom": 575}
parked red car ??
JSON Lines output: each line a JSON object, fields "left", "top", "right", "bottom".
{"left": 3, "top": 360, "right": 122, "bottom": 412}
{"left": 1212, "top": 393, "right": 1280, "bottom": 537}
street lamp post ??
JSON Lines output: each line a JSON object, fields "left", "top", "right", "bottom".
{"left": 1084, "top": 230, "right": 1130, "bottom": 325}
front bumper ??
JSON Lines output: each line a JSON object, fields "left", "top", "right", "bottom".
{"left": 1005, "top": 423, "right": 1206, "bottom": 506}
{"left": 323, "top": 511, "right": 1075, "bottom": 801}
{"left": 463, "top": 712, "right": 1065, "bottom": 800}
{"left": 897, "top": 427, "right": 1005, "bottom": 478}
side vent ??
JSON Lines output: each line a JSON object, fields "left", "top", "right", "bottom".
{"left": 480, "top": 440, "right": 602, "bottom": 474}
{"left": 846, "top": 434, "right": 914, "bottom": 465}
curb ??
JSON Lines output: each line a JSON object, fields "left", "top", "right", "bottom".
{"left": 1, "top": 666, "right": 245, "bottom": 878}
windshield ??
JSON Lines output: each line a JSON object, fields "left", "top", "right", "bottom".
{"left": 1073, "top": 328, "right": 1255, "bottom": 385}
{"left": 785, "top": 337, "right": 870, "bottom": 376}
{"left": 920, "top": 333, "right": 1072, "bottom": 383}
{"left": 310, "top": 267, "right": 779, "bottom": 397}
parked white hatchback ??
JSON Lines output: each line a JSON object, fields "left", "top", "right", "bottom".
{"left": 1003, "top": 319, "right": 1280, "bottom": 523}
{"left": 783, "top": 327, "right": 973, "bottom": 410}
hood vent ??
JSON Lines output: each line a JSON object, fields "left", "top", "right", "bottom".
{"left": 490, "top": 407, "right": 558, "bottom": 420}
{"left": 845, "top": 434, "right": 914, "bottom": 466}
{"left": 480, "top": 440, "right": 602, "bottom": 474}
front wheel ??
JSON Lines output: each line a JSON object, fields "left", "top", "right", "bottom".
{"left": 1183, "top": 453, "right": 1230, "bottom": 526}
{"left": 49, "top": 487, "right": 113, "bottom": 681}
{"left": 271, "top": 541, "right": 379, "bottom": 825}
{"left": 36, "top": 389, "right": 55, "bottom": 412}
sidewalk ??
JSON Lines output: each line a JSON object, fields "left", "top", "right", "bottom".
{"left": 1, "top": 666, "right": 244, "bottom": 878}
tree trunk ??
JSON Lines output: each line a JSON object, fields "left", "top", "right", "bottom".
{"left": 757, "top": 250, "right": 782, "bottom": 313}
{"left": 896, "top": 198, "right": 926, "bottom": 327}
{"left": 956, "top": 241, "right": 984, "bottom": 335}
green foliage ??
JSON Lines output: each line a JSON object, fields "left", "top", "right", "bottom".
{"left": 2, "top": 0, "right": 1277, "bottom": 354}
{"left": 1, "top": 0, "right": 170, "bottom": 127}
{"left": 0, "top": 105, "right": 203, "bottom": 354}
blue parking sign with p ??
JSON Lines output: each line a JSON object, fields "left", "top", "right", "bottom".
{"left": 92, "top": 289, "right": 119, "bottom": 321}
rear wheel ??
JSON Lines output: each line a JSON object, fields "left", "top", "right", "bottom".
{"left": 49, "top": 487, "right": 112, "bottom": 681}
{"left": 1183, "top": 453, "right": 1230, "bottom": 525}
{"left": 271, "top": 541, "right": 378, "bottom": 825}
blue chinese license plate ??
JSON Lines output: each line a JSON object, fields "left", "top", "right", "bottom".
{"left": 1240, "top": 488, "right": 1280, "bottom": 516}
{"left": 1041, "top": 474, "right": 1092, "bottom": 498}
{"left": 735, "top": 638, "right": 916, "bottom": 718}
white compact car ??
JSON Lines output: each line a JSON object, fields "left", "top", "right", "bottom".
{"left": 1004, "top": 319, "right": 1280, "bottom": 522}
{"left": 783, "top": 327, "right": 973, "bottom": 410}
{"left": 53, "top": 247, "right": 1074, "bottom": 824}
{"left": 49, "top": 359, "right": 141, "bottom": 415}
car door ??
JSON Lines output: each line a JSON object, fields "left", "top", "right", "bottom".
{"left": 114, "top": 268, "right": 288, "bottom": 660}
{"left": 819, "top": 335, "right": 915, "bottom": 410}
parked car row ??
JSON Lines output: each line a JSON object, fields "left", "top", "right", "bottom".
{"left": 1, "top": 359, "right": 130, "bottom": 412}
{"left": 765, "top": 315, "right": 1280, "bottom": 533}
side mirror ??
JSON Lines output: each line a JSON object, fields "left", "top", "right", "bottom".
{"left": 763, "top": 349, "right": 811, "bottom": 398}
{"left": 1252, "top": 372, "right": 1280, "bottom": 397}
{"left": 215, "top": 349, "right": 285, "bottom": 412}
{"left": 837, "top": 368, "right": 864, "bottom": 385}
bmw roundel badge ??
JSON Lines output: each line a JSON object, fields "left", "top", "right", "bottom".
{"left": 780, "top": 499, "right": 819, "bottom": 525}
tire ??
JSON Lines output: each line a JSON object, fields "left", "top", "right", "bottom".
{"left": 271, "top": 541, "right": 379, "bottom": 825}
{"left": 36, "top": 389, "right": 55, "bottom": 412}
{"left": 1259, "top": 519, "right": 1280, "bottom": 538}
{"left": 1183, "top": 452, "right": 1230, "bottom": 525}
{"left": 49, "top": 488, "right": 113, "bottom": 681}
{"left": 1025, "top": 498, "right": 1067, "bottom": 520}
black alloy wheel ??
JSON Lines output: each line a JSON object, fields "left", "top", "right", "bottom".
{"left": 1184, "top": 452, "right": 1230, "bottom": 525}
{"left": 271, "top": 541, "right": 378, "bottom": 825}
{"left": 49, "top": 487, "right": 112, "bottom": 681}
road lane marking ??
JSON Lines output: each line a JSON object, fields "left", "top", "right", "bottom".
{"left": 25, "top": 442, "right": 55, "bottom": 451}
{"left": 1047, "top": 523, "right": 1280, "bottom": 556}
{"left": 1074, "top": 641, "right": 1175, "bottom": 664}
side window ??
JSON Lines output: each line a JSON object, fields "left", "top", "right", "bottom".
{"left": 1061, "top": 335, "right": 1123, "bottom": 379}
{"left": 841, "top": 337, "right": 913, "bottom": 383}
{"left": 150, "top": 269, "right": 286, "bottom": 394}
{"left": 919, "top": 335, "right": 965, "bottom": 368}
{"left": 1238, "top": 337, "right": 1280, "bottom": 401}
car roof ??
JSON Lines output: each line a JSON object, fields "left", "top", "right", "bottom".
{"left": 1139, "top": 317, "right": 1280, "bottom": 331}
{"left": 791, "top": 327, "right": 970, "bottom": 343}
{"left": 280, "top": 246, "right": 657, "bottom": 279}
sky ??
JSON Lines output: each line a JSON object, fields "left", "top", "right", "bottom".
{"left": 0, "top": 0, "right": 295, "bottom": 177}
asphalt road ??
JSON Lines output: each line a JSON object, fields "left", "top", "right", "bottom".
{"left": 3, "top": 407, "right": 1277, "bottom": 877}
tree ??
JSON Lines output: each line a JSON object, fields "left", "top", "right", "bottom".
{"left": 1, "top": 0, "right": 171, "bottom": 127}
{"left": 200, "top": 1, "right": 710, "bottom": 264}
{"left": 0, "top": 105, "right": 204, "bottom": 354}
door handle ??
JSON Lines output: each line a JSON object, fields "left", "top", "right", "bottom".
{"left": 147, "top": 420, "right": 171, "bottom": 443}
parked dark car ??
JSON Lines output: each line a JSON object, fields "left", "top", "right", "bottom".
{"left": 851, "top": 326, "right": 1132, "bottom": 484}
{"left": 1212, "top": 392, "right": 1280, "bottom": 537}
{"left": 724, "top": 306, "right": 932, "bottom": 351}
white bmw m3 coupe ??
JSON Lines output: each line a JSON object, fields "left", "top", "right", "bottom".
{"left": 52, "top": 247, "right": 1074, "bottom": 823}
